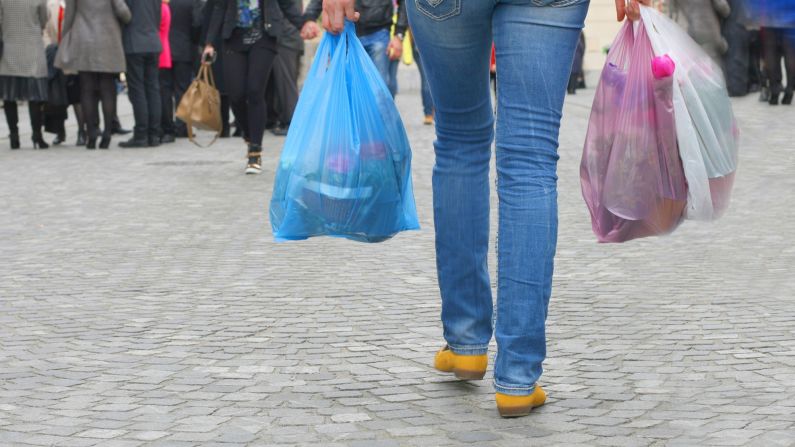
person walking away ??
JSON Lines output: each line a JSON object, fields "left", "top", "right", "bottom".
{"left": 168, "top": 0, "right": 204, "bottom": 138}
{"left": 761, "top": 27, "right": 795, "bottom": 105}
{"left": 120, "top": 0, "right": 163, "bottom": 148}
{"left": 199, "top": 0, "right": 231, "bottom": 138}
{"left": 203, "top": 0, "right": 306, "bottom": 175}
{"left": 55, "top": 0, "right": 131, "bottom": 149}
{"left": 300, "top": 0, "right": 406, "bottom": 93}
{"left": 321, "top": 0, "right": 650, "bottom": 418}
{"left": 0, "top": 0, "right": 50, "bottom": 150}
{"left": 46, "top": 0, "right": 87, "bottom": 146}
{"left": 568, "top": 31, "right": 586, "bottom": 94}
{"left": 265, "top": 0, "right": 303, "bottom": 137}
{"left": 158, "top": 0, "right": 175, "bottom": 143}
{"left": 411, "top": 29, "right": 434, "bottom": 125}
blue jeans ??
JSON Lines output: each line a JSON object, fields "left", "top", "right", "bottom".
{"left": 407, "top": 0, "right": 589, "bottom": 396}
{"left": 388, "top": 59, "right": 399, "bottom": 97}
{"left": 359, "top": 28, "right": 393, "bottom": 96}
{"left": 412, "top": 42, "right": 434, "bottom": 116}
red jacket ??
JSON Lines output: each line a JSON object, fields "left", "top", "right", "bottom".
{"left": 159, "top": 3, "right": 172, "bottom": 68}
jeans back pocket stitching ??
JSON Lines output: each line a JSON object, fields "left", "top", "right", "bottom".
{"left": 532, "top": 0, "right": 584, "bottom": 6}
{"left": 415, "top": 0, "right": 461, "bottom": 21}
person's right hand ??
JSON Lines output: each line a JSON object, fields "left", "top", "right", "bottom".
{"left": 301, "top": 21, "right": 321, "bottom": 40}
{"left": 615, "top": 0, "right": 652, "bottom": 21}
{"left": 202, "top": 45, "right": 215, "bottom": 63}
{"left": 322, "top": 0, "right": 359, "bottom": 34}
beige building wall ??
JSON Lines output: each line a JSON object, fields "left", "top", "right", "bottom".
{"left": 583, "top": 0, "right": 624, "bottom": 71}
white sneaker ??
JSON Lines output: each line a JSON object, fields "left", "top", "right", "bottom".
{"left": 245, "top": 156, "right": 262, "bottom": 175}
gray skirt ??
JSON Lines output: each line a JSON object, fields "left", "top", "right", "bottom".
{"left": 0, "top": 76, "right": 49, "bottom": 102}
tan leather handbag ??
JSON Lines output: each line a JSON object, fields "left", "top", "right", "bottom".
{"left": 176, "top": 63, "right": 222, "bottom": 147}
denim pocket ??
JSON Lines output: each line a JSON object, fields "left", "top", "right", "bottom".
{"left": 415, "top": 0, "right": 461, "bottom": 21}
{"left": 532, "top": 0, "right": 588, "bottom": 6}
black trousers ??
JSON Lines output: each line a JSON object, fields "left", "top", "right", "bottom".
{"left": 4, "top": 101, "right": 46, "bottom": 137}
{"left": 762, "top": 28, "right": 795, "bottom": 95}
{"left": 126, "top": 52, "right": 162, "bottom": 139}
{"left": 159, "top": 68, "right": 175, "bottom": 135}
{"left": 265, "top": 46, "right": 301, "bottom": 127}
{"left": 79, "top": 72, "right": 117, "bottom": 138}
{"left": 160, "top": 61, "right": 193, "bottom": 136}
{"left": 223, "top": 33, "right": 278, "bottom": 147}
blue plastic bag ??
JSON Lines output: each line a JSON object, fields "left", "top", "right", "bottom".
{"left": 269, "top": 22, "right": 420, "bottom": 243}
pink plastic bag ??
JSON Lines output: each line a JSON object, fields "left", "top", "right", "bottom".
{"left": 580, "top": 22, "right": 688, "bottom": 243}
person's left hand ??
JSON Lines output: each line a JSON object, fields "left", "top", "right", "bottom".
{"left": 387, "top": 36, "right": 403, "bottom": 61}
{"left": 615, "top": 0, "right": 652, "bottom": 21}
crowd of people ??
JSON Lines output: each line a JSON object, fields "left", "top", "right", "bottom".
{"left": 1, "top": 0, "right": 418, "bottom": 174}
{"left": 671, "top": 0, "right": 795, "bottom": 105}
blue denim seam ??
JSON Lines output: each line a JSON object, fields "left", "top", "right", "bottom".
{"left": 493, "top": 379, "right": 537, "bottom": 393}
{"left": 447, "top": 343, "right": 489, "bottom": 355}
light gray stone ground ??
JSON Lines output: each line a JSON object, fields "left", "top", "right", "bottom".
{"left": 1, "top": 66, "right": 794, "bottom": 447}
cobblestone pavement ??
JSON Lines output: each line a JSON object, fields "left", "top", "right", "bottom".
{"left": 1, "top": 66, "right": 794, "bottom": 447}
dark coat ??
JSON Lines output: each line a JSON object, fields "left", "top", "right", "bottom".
{"left": 200, "top": 0, "right": 226, "bottom": 94}
{"left": 205, "top": 0, "right": 304, "bottom": 45}
{"left": 303, "top": 0, "right": 407, "bottom": 37}
{"left": 123, "top": 0, "right": 162, "bottom": 54}
{"left": 169, "top": 0, "right": 203, "bottom": 62}
{"left": 277, "top": 0, "right": 303, "bottom": 54}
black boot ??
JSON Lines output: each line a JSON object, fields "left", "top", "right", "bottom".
{"left": 86, "top": 128, "right": 98, "bottom": 149}
{"left": 783, "top": 91, "right": 794, "bottom": 105}
{"left": 4, "top": 101, "right": 20, "bottom": 149}
{"left": 29, "top": 102, "right": 49, "bottom": 149}
{"left": 9, "top": 132, "right": 20, "bottom": 150}
{"left": 76, "top": 130, "right": 87, "bottom": 146}
{"left": 119, "top": 133, "right": 150, "bottom": 148}
{"left": 53, "top": 132, "right": 66, "bottom": 146}
{"left": 99, "top": 130, "right": 112, "bottom": 149}
{"left": 32, "top": 134, "right": 49, "bottom": 149}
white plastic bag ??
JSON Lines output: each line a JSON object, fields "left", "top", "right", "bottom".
{"left": 640, "top": 6, "right": 740, "bottom": 221}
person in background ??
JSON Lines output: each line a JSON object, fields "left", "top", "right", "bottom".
{"left": 265, "top": 0, "right": 303, "bottom": 137}
{"left": 722, "top": 0, "right": 752, "bottom": 97}
{"left": 411, "top": 30, "right": 434, "bottom": 125}
{"left": 320, "top": 0, "right": 650, "bottom": 418}
{"left": 158, "top": 0, "right": 176, "bottom": 143}
{"left": 301, "top": 0, "right": 406, "bottom": 92}
{"left": 167, "top": 0, "right": 204, "bottom": 138}
{"left": 202, "top": 0, "right": 306, "bottom": 175}
{"left": 0, "top": 0, "right": 50, "bottom": 150}
{"left": 761, "top": 27, "right": 795, "bottom": 105}
{"left": 568, "top": 32, "right": 586, "bottom": 95}
{"left": 55, "top": 0, "right": 131, "bottom": 149}
{"left": 120, "top": 0, "right": 163, "bottom": 148}
{"left": 199, "top": 0, "right": 231, "bottom": 138}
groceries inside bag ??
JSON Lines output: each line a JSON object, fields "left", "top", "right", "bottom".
{"left": 580, "top": 7, "right": 739, "bottom": 243}
{"left": 269, "top": 22, "right": 420, "bottom": 243}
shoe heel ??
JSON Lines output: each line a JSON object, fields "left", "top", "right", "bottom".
{"left": 498, "top": 406, "right": 533, "bottom": 418}
{"left": 453, "top": 368, "right": 486, "bottom": 380}
{"left": 99, "top": 133, "right": 111, "bottom": 149}
{"left": 32, "top": 136, "right": 49, "bottom": 149}
{"left": 86, "top": 138, "right": 97, "bottom": 150}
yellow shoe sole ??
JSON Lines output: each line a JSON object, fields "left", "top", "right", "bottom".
{"left": 496, "top": 386, "right": 547, "bottom": 418}
{"left": 434, "top": 345, "right": 487, "bottom": 380}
